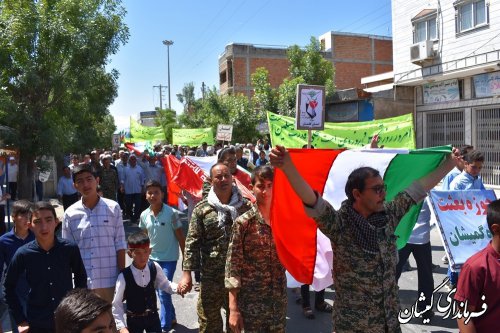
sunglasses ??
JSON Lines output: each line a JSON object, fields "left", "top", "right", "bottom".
{"left": 365, "top": 184, "right": 387, "bottom": 195}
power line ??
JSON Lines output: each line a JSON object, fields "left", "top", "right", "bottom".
{"left": 175, "top": 0, "right": 248, "bottom": 74}
{"left": 177, "top": 0, "right": 232, "bottom": 64}
{"left": 336, "top": 1, "right": 391, "bottom": 33}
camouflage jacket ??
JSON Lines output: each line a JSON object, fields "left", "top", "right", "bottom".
{"left": 225, "top": 204, "right": 287, "bottom": 317}
{"left": 100, "top": 167, "right": 118, "bottom": 199}
{"left": 183, "top": 196, "right": 252, "bottom": 281}
{"left": 304, "top": 183, "right": 426, "bottom": 333}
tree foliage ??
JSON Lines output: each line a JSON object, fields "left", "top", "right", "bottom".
{"left": 287, "top": 36, "right": 335, "bottom": 97}
{"left": 155, "top": 108, "right": 178, "bottom": 143}
{"left": 177, "top": 87, "right": 260, "bottom": 144}
{"left": 176, "top": 81, "right": 196, "bottom": 113}
{"left": 0, "top": 0, "right": 129, "bottom": 198}
{"left": 251, "top": 36, "right": 335, "bottom": 117}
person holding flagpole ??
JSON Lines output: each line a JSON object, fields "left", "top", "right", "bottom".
{"left": 269, "top": 145, "right": 461, "bottom": 333}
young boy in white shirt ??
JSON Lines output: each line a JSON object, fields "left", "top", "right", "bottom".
{"left": 112, "top": 231, "right": 180, "bottom": 333}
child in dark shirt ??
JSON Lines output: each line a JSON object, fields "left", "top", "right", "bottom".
{"left": 4, "top": 201, "right": 87, "bottom": 333}
{"left": 0, "top": 200, "right": 35, "bottom": 333}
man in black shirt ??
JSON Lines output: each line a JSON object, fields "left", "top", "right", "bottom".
{"left": 5, "top": 201, "right": 87, "bottom": 333}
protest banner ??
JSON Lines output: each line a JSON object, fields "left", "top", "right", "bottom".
{"left": 429, "top": 189, "right": 497, "bottom": 271}
{"left": 267, "top": 112, "right": 415, "bottom": 149}
{"left": 172, "top": 128, "right": 214, "bottom": 146}
{"left": 216, "top": 124, "right": 233, "bottom": 142}
{"left": 129, "top": 117, "right": 165, "bottom": 142}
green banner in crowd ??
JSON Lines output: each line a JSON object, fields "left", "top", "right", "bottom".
{"left": 129, "top": 117, "right": 166, "bottom": 142}
{"left": 267, "top": 112, "right": 415, "bottom": 149}
{"left": 172, "top": 128, "right": 214, "bottom": 146}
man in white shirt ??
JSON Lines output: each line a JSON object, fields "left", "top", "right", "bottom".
{"left": 7, "top": 157, "right": 18, "bottom": 200}
{"left": 62, "top": 164, "right": 126, "bottom": 303}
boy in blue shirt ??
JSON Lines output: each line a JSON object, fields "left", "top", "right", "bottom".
{"left": 4, "top": 201, "right": 87, "bottom": 333}
{"left": 0, "top": 200, "right": 35, "bottom": 333}
{"left": 139, "top": 180, "right": 185, "bottom": 331}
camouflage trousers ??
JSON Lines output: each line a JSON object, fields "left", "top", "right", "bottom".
{"left": 197, "top": 279, "right": 229, "bottom": 333}
{"left": 238, "top": 293, "right": 287, "bottom": 333}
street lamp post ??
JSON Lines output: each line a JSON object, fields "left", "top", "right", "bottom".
{"left": 162, "top": 40, "right": 174, "bottom": 110}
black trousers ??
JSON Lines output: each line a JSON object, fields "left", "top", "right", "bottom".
{"left": 396, "top": 242, "right": 434, "bottom": 311}
{"left": 300, "top": 284, "right": 325, "bottom": 308}
{"left": 8, "top": 182, "right": 17, "bottom": 200}
{"left": 127, "top": 312, "right": 161, "bottom": 333}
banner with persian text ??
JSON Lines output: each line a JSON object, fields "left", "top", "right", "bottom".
{"left": 129, "top": 117, "right": 165, "bottom": 142}
{"left": 267, "top": 112, "right": 415, "bottom": 149}
{"left": 429, "top": 190, "right": 497, "bottom": 271}
{"left": 172, "top": 128, "right": 214, "bottom": 146}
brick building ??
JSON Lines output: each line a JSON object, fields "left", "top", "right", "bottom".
{"left": 218, "top": 31, "right": 393, "bottom": 97}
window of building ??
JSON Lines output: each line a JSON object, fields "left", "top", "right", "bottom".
{"left": 220, "top": 70, "right": 227, "bottom": 85}
{"left": 412, "top": 9, "right": 438, "bottom": 43}
{"left": 414, "top": 17, "right": 437, "bottom": 43}
{"left": 456, "top": 0, "right": 488, "bottom": 33}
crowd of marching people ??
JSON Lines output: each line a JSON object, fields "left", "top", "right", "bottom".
{"left": 0, "top": 138, "right": 499, "bottom": 333}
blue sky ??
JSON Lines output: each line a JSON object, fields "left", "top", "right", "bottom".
{"left": 108, "top": 0, "right": 392, "bottom": 130}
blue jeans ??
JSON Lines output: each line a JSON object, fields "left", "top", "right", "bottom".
{"left": 447, "top": 266, "right": 459, "bottom": 286}
{"left": 155, "top": 260, "right": 177, "bottom": 331}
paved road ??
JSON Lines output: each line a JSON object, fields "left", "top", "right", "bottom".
{"left": 159, "top": 215, "right": 460, "bottom": 333}
{"left": 1, "top": 200, "right": 460, "bottom": 333}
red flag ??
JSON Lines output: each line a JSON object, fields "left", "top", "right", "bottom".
{"left": 271, "top": 149, "right": 343, "bottom": 284}
{"left": 173, "top": 157, "right": 208, "bottom": 198}
{"left": 124, "top": 143, "right": 142, "bottom": 156}
{"left": 162, "top": 156, "right": 182, "bottom": 207}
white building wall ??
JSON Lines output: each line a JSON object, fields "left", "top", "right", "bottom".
{"left": 393, "top": 0, "right": 500, "bottom": 83}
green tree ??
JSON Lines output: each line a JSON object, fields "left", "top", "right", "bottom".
{"left": 0, "top": 0, "right": 128, "bottom": 199}
{"left": 251, "top": 67, "right": 277, "bottom": 114}
{"left": 251, "top": 36, "right": 335, "bottom": 117}
{"left": 277, "top": 76, "right": 305, "bottom": 117}
{"left": 177, "top": 87, "right": 259, "bottom": 144}
{"left": 287, "top": 36, "right": 335, "bottom": 96}
{"left": 155, "top": 108, "right": 178, "bottom": 143}
{"left": 176, "top": 82, "right": 196, "bottom": 113}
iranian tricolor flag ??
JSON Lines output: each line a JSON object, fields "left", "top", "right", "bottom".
{"left": 272, "top": 146, "right": 451, "bottom": 289}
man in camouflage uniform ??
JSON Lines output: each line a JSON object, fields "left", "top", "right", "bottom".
{"left": 179, "top": 163, "right": 252, "bottom": 333}
{"left": 100, "top": 155, "right": 119, "bottom": 201}
{"left": 270, "top": 146, "right": 460, "bottom": 333}
{"left": 225, "top": 165, "right": 286, "bottom": 333}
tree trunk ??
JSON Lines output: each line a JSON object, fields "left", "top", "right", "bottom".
{"left": 18, "top": 153, "right": 35, "bottom": 200}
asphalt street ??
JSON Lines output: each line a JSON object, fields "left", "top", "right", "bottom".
{"left": 1, "top": 200, "right": 460, "bottom": 333}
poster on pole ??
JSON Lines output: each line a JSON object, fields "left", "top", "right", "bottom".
{"left": 112, "top": 134, "right": 121, "bottom": 149}
{"left": 429, "top": 189, "right": 497, "bottom": 271}
{"left": 216, "top": 124, "right": 233, "bottom": 142}
{"left": 295, "top": 84, "right": 325, "bottom": 130}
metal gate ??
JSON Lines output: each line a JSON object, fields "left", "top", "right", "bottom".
{"left": 425, "top": 110, "right": 465, "bottom": 148}
{"left": 476, "top": 107, "right": 500, "bottom": 186}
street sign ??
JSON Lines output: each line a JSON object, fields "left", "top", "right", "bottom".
{"left": 216, "top": 124, "right": 233, "bottom": 142}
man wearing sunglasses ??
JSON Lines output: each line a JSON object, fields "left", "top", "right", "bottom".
{"left": 270, "top": 146, "right": 461, "bottom": 333}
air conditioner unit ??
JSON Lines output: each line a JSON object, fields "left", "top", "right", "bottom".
{"left": 410, "top": 40, "right": 434, "bottom": 64}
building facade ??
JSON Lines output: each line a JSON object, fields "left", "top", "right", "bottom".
{"left": 392, "top": 0, "right": 500, "bottom": 186}
{"left": 219, "top": 32, "right": 393, "bottom": 96}
{"left": 318, "top": 31, "right": 393, "bottom": 89}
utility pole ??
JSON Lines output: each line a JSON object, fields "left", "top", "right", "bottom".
{"left": 162, "top": 40, "right": 174, "bottom": 109}
{"left": 153, "top": 84, "right": 166, "bottom": 110}
{"left": 201, "top": 82, "right": 206, "bottom": 101}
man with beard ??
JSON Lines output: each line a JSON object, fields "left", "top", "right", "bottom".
{"left": 179, "top": 163, "right": 252, "bottom": 333}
